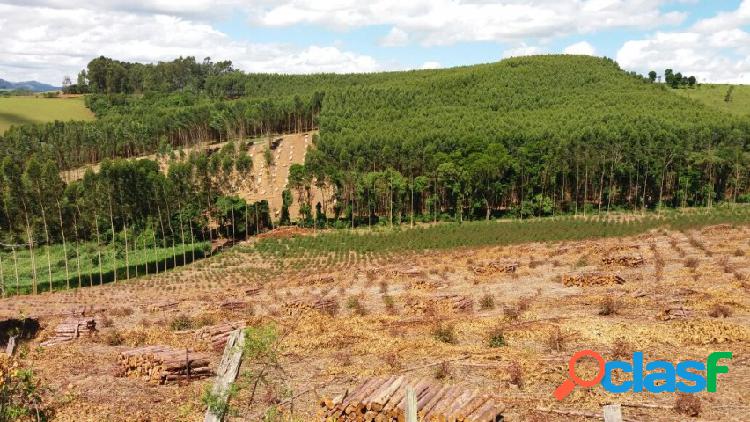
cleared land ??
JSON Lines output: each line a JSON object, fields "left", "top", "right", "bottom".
{"left": 674, "top": 84, "right": 750, "bottom": 117}
{"left": 0, "top": 95, "right": 94, "bottom": 133}
{"left": 1, "top": 212, "right": 748, "bottom": 421}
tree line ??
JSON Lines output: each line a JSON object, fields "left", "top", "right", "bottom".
{"left": 0, "top": 141, "right": 270, "bottom": 294}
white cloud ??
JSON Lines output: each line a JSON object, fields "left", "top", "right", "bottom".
{"left": 252, "top": 0, "right": 686, "bottom": 46}
{"left": 380, "top": 27, "right": 409, "bottom": 47}
{"left": 0, "top": 3, "right": 381, "bottom": 84}
{"left": 616, "top": 0, "right": 750, "bottom": 83}
{"left": 421, "top": 61, "right": 442, "bottom": 69}
{"left": 502, "top": 45, "right": 546, "bottom": 59}
{"left": 563, "top": 41, "right": 596, "bottom": 56}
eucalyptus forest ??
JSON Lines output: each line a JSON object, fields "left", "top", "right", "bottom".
{"left": 1, "top": 54, "right": 749, "bottom": 294}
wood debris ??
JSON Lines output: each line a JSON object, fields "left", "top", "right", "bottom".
{"left": 321, "top": 376, "right": 503, "bottom": 421}
{"left": 390, "top": 267, "right": 425, "bottom": 278}
{"left": 471, "top": 261, "right": 518, "bottom": 275}
{"left": 406, "top": 295, "right": 473, "bottom": 314}
{"left": 197, "top": 321, "right": 246, "bottom": 351}
{"left": 148, "top": 301, "right": 179, "bottom": 312}
{"left": 284, "top": 298, "right": 339, "bottom": 316}
{"left": 302, "top": 274, "right": 336, "bottom": 285}
{"left": 219, "top": 300, "right": 250, "bottom": 311}
{"left": 40, "top": 318, "right": 96, "bottom": 347}
{"left": 660, "top": 305, "right": 693, "bottom": 321}
{"left": 562, "top": 272, "right": 625, "bottom": 287}
{"left": 602, "top": 254, "right": 645, "bottom": 267}
{"left": 119, "top": 346, "right": 211, "bottom": 384}
{"left": 244, "top": 286, "right": 262, "bottom": 296}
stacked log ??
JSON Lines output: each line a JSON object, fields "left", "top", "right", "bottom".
{"left": 284, "top": 298, "right": 339, "bottom": 316}
{"left": 197, "top": 321, "right": 246, "bottom": 351}
{"left": 471, "top": 261, "right": 518, "bottom": 276}
{"left": 602, "top": 254, "right": 645, "bottom": 267}
{"left": 321, "top": 376, "right": 503, "bottom": 421}
{"left": 406, "top": 295, "right": 473, "bottom": 314}
{"left": 562, "top": 272, "right": 625, "bottom": 287}
{"left": 40, "top": 318, "right": 96, "bottom": 347}
{"left": 119, "top": 346, "right": 211, "bottom": 384}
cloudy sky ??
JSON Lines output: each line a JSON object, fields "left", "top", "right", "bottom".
{"left": 1, "top": 0, "right": 749, "bottom": 85}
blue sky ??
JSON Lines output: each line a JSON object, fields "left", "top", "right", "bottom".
{"left": 1, "top": 1, "right": 749, "bottom": 84}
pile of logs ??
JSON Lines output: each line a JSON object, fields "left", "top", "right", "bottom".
{"left": 406, "top": 295, "right": 473, "bottom": 314}
{"left": 602, "top": 254, "right": 645, "bottom": 267}
{"left": 321, "top": 376, "right": 503, "bottom": 421}
{"left": 471, "top": 260, "right": 518, "bottom": 276}
{"left": 284, "top": 298, "right": 339, "bottom": 316}
{"left": 197, "top": 321, "right": 246, "bottom": 351}
{"left": 562, "top": 272, "right": 625, "bottom": 287}
{"left": 119, "top": 346, "right": 211, "bottom": 384}
{"left": 40, "top": 318, "right": 96, "bottom": 347}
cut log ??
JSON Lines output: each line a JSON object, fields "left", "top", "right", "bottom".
{"left": 40, "top": 318, "right": 96, "bottom": 348}
{"left": 119, "top": 345, "right": 211, "bottom": 384}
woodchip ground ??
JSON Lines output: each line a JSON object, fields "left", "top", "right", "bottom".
{"left": 1, "top": 223, "right": 748, "bottom": 421}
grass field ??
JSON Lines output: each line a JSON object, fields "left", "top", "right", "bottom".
{"left": 674, "top": 84, "right": 750, "bottom": 117}
{"left": 0, "top": 241, "right": 208, "bottom": 295}
{"left": 0, "top": 95, "right": 94, "bottom": 133}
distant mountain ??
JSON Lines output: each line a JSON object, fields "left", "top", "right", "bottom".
{"left": 0, "top": 78, "right": 60, "bottom": 92}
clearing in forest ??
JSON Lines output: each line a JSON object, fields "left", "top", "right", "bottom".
{"left": 0, "top": 95, "right": 94, "bottom": 134}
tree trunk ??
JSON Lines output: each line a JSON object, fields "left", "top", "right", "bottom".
{"left": 39, "top": 204, "right": 53, "bottom": 291}
{"left": 123, "top": 221, "right": 130, "bottom": 281}
{"left": 92, "top": 209, "right": 103, "bottom": 285}
{"left": 0, "top": 255, "right": 5, "bottom": 297}
{"left": 108, "top": 200, "right": 117, "bottom": 283}
{"left": 56, "top": 201, "right": 70, "bottom": 289}
{"left": 11, "top": 247, "right": 20, "bottom": 296}
{"left": 23, "top": 209, "right": 37, "bottom": 294}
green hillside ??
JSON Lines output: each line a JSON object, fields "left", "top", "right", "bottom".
{"left": 0, "top": 96, "right": 94, "bottom": 134}
{"left": 1, "top": 56, "right": 749, "bottom": 294}
{"left": 673, "top": 84, "right": 750, "bottom": 117}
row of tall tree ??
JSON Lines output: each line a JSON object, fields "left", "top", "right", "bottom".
{"left": 0, "top": 142, "right": 270, "bottom": 294}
